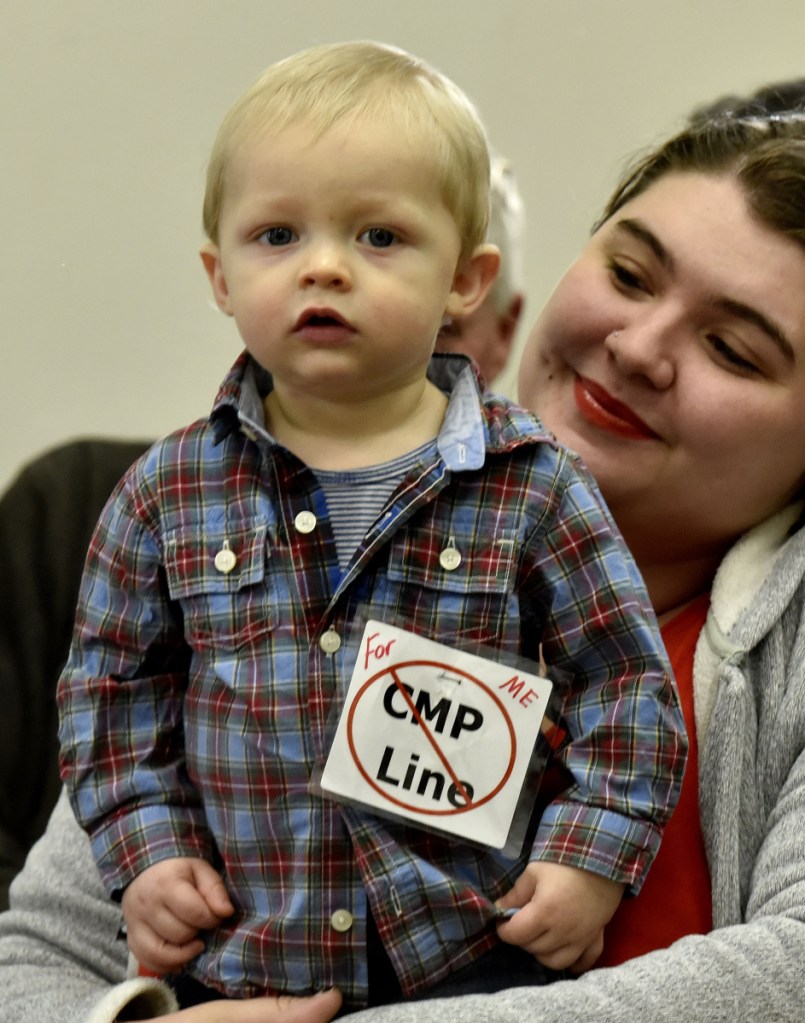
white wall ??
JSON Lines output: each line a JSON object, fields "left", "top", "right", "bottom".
{"left": 4, "top": 0, "right": 805, "bottom": 490}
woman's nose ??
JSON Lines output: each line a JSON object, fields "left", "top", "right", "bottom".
{"left": 604, "top": 316, "right": 675, "bottom": 390}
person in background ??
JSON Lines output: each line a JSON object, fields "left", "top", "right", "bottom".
{"left": 0, "top": 437, "right": 151, "bottom": 910}
{"left": 435, "top": 154, "right": 525, "bottom": 384}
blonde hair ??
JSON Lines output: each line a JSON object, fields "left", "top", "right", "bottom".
{"left": 202, "top": 41, "right": 491, "bottom": 265}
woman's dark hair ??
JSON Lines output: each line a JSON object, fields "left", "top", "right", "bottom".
{"left": 598, "top": 114, "right": 805, "bottom": 254}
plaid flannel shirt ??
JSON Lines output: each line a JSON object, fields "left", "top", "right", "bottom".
{"left": 58, "top": 353, "right": 686, "bottom": 1007}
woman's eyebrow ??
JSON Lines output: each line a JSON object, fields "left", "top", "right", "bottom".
{"left": 614, "top": 218, "right": 674, "bottom": 271}
{"left": 717, "top": 298, "right": 796, "bottom": 365}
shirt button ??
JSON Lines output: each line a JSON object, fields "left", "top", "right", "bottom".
{"left": 214, "top": 543, "right": 237, "bottom": 574}
{"left": 330, "top": 909, "right": 354, "bottom": 933}
{"left": 294, "top": 510, "right": 317, "bottom": 534}
{"left": 319, "top": 630, "right": 342, "bottom": 654}
{"left": 439, "top": 546, "right": 462, "bottom": 571}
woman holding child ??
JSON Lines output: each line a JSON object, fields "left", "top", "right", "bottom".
{"left": 367, "top": 108, "right": 805, "bottom": 1023}
{"left": 1, "top": 103, "right": 804, "bottom": 1023}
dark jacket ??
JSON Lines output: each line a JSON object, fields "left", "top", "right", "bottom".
{"left": 0, "top": 438, "right": 150, "bottom": 908}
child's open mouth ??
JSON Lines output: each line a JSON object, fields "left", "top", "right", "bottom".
{"left": 295, "top": 309, "right": 355, "bottom": 341}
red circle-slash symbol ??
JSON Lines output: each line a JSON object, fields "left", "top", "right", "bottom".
{"left": 346, "top": 659, "right": 516, "bottom": 816}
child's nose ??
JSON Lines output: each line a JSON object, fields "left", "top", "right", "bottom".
{"left": 300, "top": 241, "right": 351, "bottom": 290}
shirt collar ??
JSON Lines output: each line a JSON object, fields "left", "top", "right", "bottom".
{"left": 210, "top": 351, "right": 487, "bottom": 472}
{"left": 427, "top": 354, "right": 487, "bottom": 471}
{"left": 210, "top": 353, "right": 271, "bottom": 445}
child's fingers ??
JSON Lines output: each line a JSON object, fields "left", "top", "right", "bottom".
{"left": 142, "top": 900, "right": 208, "bottom": 945}
{"left": 189, "top": 858, "right": 236, "bottom": 918}
{"left": 497, "top": 914, "right": 583, "bottom": 968}
{"left": 127, "top": 918, "right": 205, "bottom": 975}
{"left": 498, "top": 912, "right": 605, "bottom": 971}
{"left": 531, "top": 930, "right": 605, "bottom": 971}
{"left": 164, "top": 874, "right": 231, "bottom": 931}
{"left": 494, "top": 889, "right": 522, "bottom": 912}
{"left": 494, "top": 868, "right": 537, "bottom": 912}
{"left": 567, "top": 933, "right": 605, "bottom": 974}
{"left": 496, "top": 901, "right": 549, "bottom": 950}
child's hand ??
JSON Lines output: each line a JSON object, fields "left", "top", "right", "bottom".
{"left": 122, "top": 856, "right": 234, "bottom": 975}
{"left": 496, "top": 861, "right": 624, "bottom": 973}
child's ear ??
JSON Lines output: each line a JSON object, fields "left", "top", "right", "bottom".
{"left": 445, "top": 244, "right": 501, "bottom": 319}
{"left": 200, "top": 242, "right": 233, "bottom": 315}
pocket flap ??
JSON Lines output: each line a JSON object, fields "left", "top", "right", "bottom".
{"left": 386, "top": 529, "right": 517, "bottom": 594}
{"left": 164, "top": 521, "right": 268, "bottom": 598}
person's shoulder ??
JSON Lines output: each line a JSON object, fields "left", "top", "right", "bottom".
{"left": 135, "top": 419, "right": 219, "bottom": 475}
{"left": 129, "top": 416, "right": 261, "bottom": 524}
{"left": 6, "top": 437, "right": 151, "bottom": 498}
{"left": 480, "top": 390, "right": 561, "bottom": 451}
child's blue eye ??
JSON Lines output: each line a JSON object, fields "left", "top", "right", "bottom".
{"left": 361, "top": 227, "right": 397, "bottom": 248}
{"left": 260, "top": 226, "right": 295, "bottom": 246}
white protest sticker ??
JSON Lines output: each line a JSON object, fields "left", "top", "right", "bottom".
{"left": 320, "top": 620, "right": 552, "bottom": 849}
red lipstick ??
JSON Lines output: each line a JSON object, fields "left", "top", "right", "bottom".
{"left": 574, "top": 376, "right": 658, "bottom": 440}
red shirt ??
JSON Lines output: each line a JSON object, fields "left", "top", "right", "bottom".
{"left": 596, "top": 592, "right": 712, "bottom": 967}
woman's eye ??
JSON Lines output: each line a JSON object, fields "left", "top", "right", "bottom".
{"left": 360, "top": 227, "right": 397, "bottom": 248}
{"left": 259, "top": 226, "right": 295, "bottom": 246}
{"left": 609, "top": 261, "right": 646, "bottom": 292}
{"left": 706, "top": 334, "right": 761, "bottom": 375}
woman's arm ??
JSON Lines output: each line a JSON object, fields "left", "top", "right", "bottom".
{"left": 347, "top": 739, "right": 805, "bottom": 1023}
{"left": 0, "top": 789, "right": 178, "bottom": 1023}
{"left": 4, "top": 764, "right": 805, "bottom": 1023}
{"left": 348, "top": 918, "right": 803, "bottom": 1023}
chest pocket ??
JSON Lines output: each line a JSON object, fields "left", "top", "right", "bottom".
{"left": 382, "top": 528, "right": 519, "bottom": 648}
{"left": 163, "top": 521, "right": 272, "bottom": 651}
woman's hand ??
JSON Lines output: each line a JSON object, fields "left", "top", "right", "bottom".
{"left": 140, "top": 988, "right": 343, "bottom": 1023}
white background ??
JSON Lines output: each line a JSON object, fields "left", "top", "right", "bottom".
{"left": 4, "top": 0, "right": 805, "bottom": 490}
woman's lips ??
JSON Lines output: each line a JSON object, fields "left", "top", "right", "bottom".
{"left": 573, "top": 375, "right": 658, "bottom": 440}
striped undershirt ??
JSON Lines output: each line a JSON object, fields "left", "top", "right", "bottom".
{"left": 313, "top": 439, "right": 437, "bottom": 570}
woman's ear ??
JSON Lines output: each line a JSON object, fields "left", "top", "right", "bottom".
{"left": 199, "top": 242, "right": 233, "bottom": 315}
{"left": 445, "top": 244, "right": 501, "bottom": 319}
